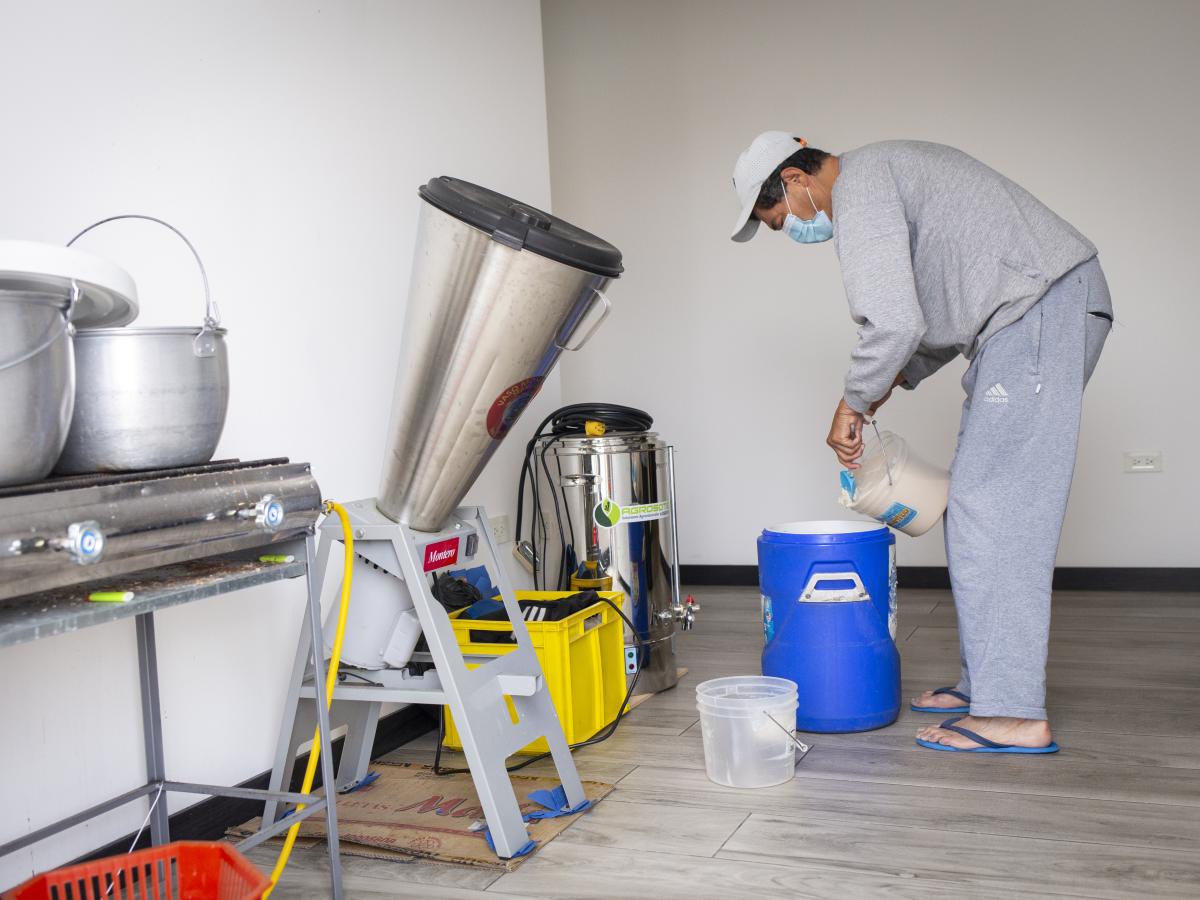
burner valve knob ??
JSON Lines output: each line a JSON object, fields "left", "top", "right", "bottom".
{"left": 58, "top": 520, "right": 105, "bottom": 565}
{"left": 246, "top": 494, "right": 286, "bottom": 531}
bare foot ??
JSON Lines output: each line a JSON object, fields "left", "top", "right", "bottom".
{"left": 912, "top": 689, "right": 968, "bottom": 710}
{"left": 916, "top": 716, "right": 1054, "bottom": 750}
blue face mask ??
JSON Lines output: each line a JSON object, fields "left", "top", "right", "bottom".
{"left": 782, "top": 180, "right": 833, "bottom": 243}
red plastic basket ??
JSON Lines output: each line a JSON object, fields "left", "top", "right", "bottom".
{"left": 3, "top": 842, "right": 269, "bottom": 900}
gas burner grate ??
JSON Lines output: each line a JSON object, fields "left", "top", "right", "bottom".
{"left": 0, "top": 458, "right": 291, "bottom": 499}
{"left": 0, "top": 458, "right": 321, "bottom": 602}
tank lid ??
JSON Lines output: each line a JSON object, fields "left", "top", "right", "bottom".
{"left": 762, "top": 520, "right": 890, "bottom": 544}
{"left": 537, "top": 430, "right": 663, "bottom": 453}
{"left": 418, "top": 177, "right": 624, "bottom": 278}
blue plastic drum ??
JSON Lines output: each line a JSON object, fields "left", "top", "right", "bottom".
{"left": 758, "top": 521, "right": 900, "bottom": 733}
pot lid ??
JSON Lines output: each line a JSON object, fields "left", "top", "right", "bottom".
{"left": 418, "top": 177, "right": 623, "bottom": 278}
{"left": 0, "top": 240, "right": 139, "bottom": 328}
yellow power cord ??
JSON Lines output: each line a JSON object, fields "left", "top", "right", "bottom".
{"left": 264, "top": 500, "right": 354, "bottom": 896}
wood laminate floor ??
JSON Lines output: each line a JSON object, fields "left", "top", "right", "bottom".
{"left": 249, "top": 586, "right": 1200, "bottom": 898}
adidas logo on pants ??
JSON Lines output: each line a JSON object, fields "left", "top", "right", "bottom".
{"left": 983, "top": 383, "right": 1009, "bottom": 403}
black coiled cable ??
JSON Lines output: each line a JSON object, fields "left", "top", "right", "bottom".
{"left": 545, "top": 403, "right": 653, "bottom": 437}
{"left": 514, "top": 403, "right": 653, "bottom": 588}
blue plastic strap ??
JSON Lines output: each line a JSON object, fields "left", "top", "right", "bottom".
{"left": 342, "top": 770, "right": 381, "bottom": 793}
{"left": 461, "top": 598, "right": 505, "bottom": 619}
{"left": 938, "top": 716, "right": 1009, "bottom": 749}
{"left": 523, "top": 785, "right": 593, "bottom": 820}
{"left": 483, "top": 828, "right": 537, "bottom": 859}
{"left": 932, "top": 687, "right": 970, "bottom": 703}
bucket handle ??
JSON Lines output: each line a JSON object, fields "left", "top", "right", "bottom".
{"left": 763, "top": 710, "right": 812, "bottom": 760}
{"left": 0, "top": 281, "right": 78, "bottom": 373}
{"left": 67, "top": 214, "right": 220, "bottom": 357}
{"left": 555, "top": 288, "right": 611, "bottom": 352}
{"left": 800, "top": 570, "right": 870, "bottom": 603}
{"left": 870, "top": 419, "right": 895, "bottom": 486}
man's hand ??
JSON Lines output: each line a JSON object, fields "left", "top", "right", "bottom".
{"left": 827, "top": 399, "right": 865, "bottom": 469}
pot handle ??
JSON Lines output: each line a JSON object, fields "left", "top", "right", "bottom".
{"left": 67, "top": 214, "right": 220, "bottom": 357}
{"left": 555, "top": 288, "right": 611, "bottom": 352}
{"left": 0, "top": 282, "right": 78, "bottom": 373}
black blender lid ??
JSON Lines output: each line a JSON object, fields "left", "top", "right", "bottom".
{"left": 418, "top": 176, "right": 623, "bottom": 278}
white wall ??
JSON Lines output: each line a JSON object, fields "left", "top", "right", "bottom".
{"left": 542, "top": 0, "right": 1200, "bottom": 568}
{"left": 0, "top": 0, "right": 556, "bottom": 886}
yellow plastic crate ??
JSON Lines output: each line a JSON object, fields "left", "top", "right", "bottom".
{"left": 443, "top": 590, "right": 626, "bottom": 755}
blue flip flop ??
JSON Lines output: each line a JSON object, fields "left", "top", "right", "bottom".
{"left": 910, "top": 687, "right": 970, "bottom": 714}
{"left": 916, "top": 716, "right": 1060, "bottom": 754}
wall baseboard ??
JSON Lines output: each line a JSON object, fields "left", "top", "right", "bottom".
{"left": 82, "top": 705, "right": 436, "bottom": 862}
{"left": 681, "top": 565, "right": 1200, "bottom": 592}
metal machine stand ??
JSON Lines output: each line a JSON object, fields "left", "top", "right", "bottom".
{"left": 265, "top": 502, "right": 586, "bottom": 859}
{"left": 0, "top": 536, "right": 343, "bottom": 899}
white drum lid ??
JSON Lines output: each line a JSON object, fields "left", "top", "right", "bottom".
{"left": 767, "top": 520, "right": 887, "bottom": 535}
{"left": 0, "top": 240, "right": 139, "bottom": 328}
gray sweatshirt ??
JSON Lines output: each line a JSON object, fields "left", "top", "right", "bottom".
{"left": 831, "top": 141, "right": 1096, "bottom": 414}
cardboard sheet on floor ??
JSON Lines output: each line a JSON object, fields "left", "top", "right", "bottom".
{"left": 624, "top": 666, "right": 688, "bottom": 713}
{"left": 230, "top": 761, "right": 613, "bottom": 871}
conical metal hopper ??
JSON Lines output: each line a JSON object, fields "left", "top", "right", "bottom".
{"left": 377, "top": 178, "right": 623, "bottom": 531}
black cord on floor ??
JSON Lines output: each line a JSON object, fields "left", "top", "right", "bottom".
{"left": 432, "top": 596, "right": 647, "bottom": 776}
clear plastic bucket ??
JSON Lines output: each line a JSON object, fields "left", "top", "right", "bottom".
{"left": 695, "top": 676, "right": 799, "bottom": 788}
{"left": 839, "top": 429, "right": 949, "bottom": 537}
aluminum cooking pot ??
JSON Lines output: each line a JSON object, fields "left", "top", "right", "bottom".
{"left": 0, "top": 286, "right": 76, "bottom": 485}
{"left": 54, "top": 215, "right": 229, "bottom": 475}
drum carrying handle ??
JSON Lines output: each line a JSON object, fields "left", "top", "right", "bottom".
{"left": 800, "top": 571, "right": 870, "bottom": 603}
{"left": 556, "top": 288, "right": 611, "bottom": 352}
{"left": 67, "top": 214, "right": 221, "bottom": 357}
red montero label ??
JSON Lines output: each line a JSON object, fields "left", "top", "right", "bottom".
{"left": 423, "top": 537, "right": 460, "bottom": 572}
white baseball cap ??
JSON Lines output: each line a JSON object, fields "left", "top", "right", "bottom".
{"left": 730, "top": 131, "right": 808, "bottom": 242}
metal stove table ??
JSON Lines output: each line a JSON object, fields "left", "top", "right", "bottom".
{"left": 0, "top": 459, "right": 344, "bottom": 898}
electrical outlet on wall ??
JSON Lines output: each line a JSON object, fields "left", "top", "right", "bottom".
{"left": 1123, "top": 451, "right": 1163, "bottom": 473}
{"left": 489, "top": 514, "right": 511, "bottom": 544}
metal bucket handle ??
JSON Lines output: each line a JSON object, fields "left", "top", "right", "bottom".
{"left": 67, "top": 214, "right": 221, "bottom": 357}
{"left": 555, "top": 287, "right": 611, "bottom": 352}
{"left": 0, "top": 281, "right": 78, "bottom": 373}
{"left": 763, "top": 710, "right": 812, "bottom": 760}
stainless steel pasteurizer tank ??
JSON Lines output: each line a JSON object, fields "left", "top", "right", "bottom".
{"left": 526, "top": 424, "right": 697, "bottom": 694}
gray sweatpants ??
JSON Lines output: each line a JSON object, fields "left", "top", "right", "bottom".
{"left": 947, "top": 256, "right": 1113, "bottom": 720}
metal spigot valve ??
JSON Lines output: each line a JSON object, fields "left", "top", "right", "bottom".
{"left": 680, "top": 594, "right": 699, "bottom": 631}
{"left": 663, "top": 595, "right": 699, "bottom": 630}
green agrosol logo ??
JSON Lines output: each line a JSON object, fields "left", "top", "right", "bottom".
{"left": 593, "top": 498, "right": 622, "bottom": 528}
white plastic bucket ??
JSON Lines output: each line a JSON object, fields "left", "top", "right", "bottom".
{"left": 839, "top": 429, "right": 949, "bottom": 537}
{"left": 695, "top": 676, "right": 800, "bottom": 788}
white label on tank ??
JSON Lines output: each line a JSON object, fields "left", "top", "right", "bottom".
{"left": 623, "top": 501, "right": 671, "bottom": 522}
{"left": 593, "top": 499, "right": 671, "bottom": 527}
